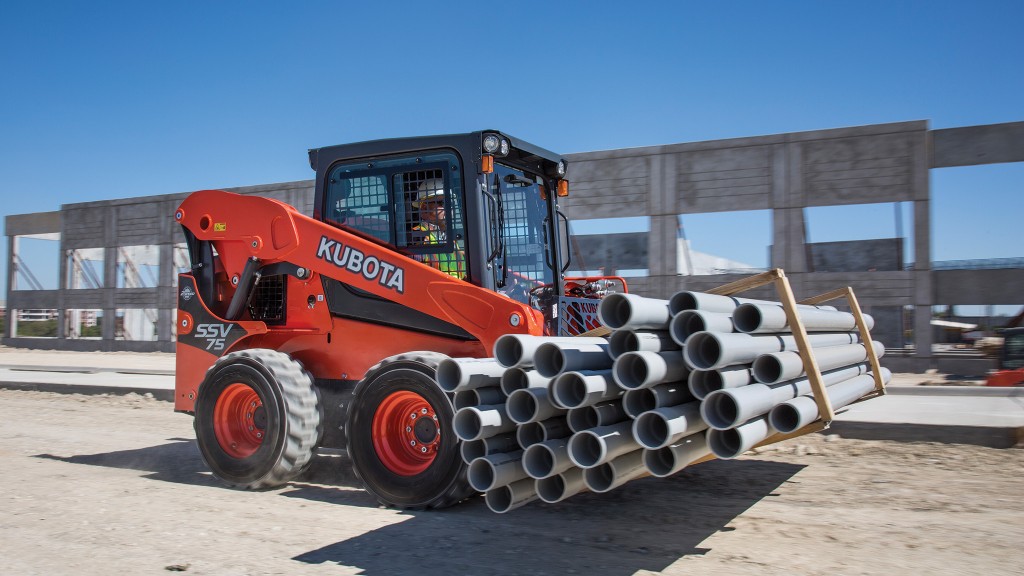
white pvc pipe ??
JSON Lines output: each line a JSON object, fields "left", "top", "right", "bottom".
{"left": 687, "top": 366, "right": 753, "bottom": 400}
{"left": 536, "top": 467, "right": 587, "bottom": 503}
{"left": 453, "top": 403, "right": 515, "bottom": 441}
{"left": 516, "top": 416, "right": 571, "bottom": 449}
{"left": 684, "top": 331, "right": 862, "bottom": 371}
{"left": 568, "top": 420, "right": 638, "bottom": 469}
{"left": 506, "top": 387, "right": 566, "bottom": 425}
{"left": 549, "top": 370, "right": 622, "bottom": 409}
{"left": 752, "top": 341, "right": 885, "bottom": 384}
{"left": 733, "top": 303, "right": 874, "bottom": 334}
{"left": 632, "top": 401, "right": 706, "bottom": 450}
{"left": 669, "top": 310, "right": 734, "bottom": 345}
{"left": 612, "top": 350, "right": 690, "bottom": 390}
{"left": 436, "top": 357, "right": 507, "bottom": 393}
{"left": 707, "top": 416, "right": 776, "bottom": 459}
{"left": 770, "top": 369, "right": 891, "bottom": 433}
{"left": 608, "top": 329, "right": 678, "bottom": 359}
{"left": 534, "top": 341, "right": 613, "bottom": 378}
{"left": 499, "top": 367, "right": 551, "bottom": 396}
{"left": 583, "top": 449, "right": 647, "bottom": 493}
{"left": 522, "top": 438, "right": 575, "bottom": 479}
{"left": 700, "top": 363, "right": 870, "bottom": 430}
{"left": 468, "top": 450, "right": 526, "bottom": 492}
{"left": 493, "top": 334, "right": 606, "bottom": 369}
{"left": 485, "top": 477, "right": 538, "bottom": 513}
{"left": 668, "top": 290, "right": 838, "bottom": 315}
{"left": 621, "top": 382, "right": 694, "bottom": 419}
{"left": 597, "top": 293, "right": 672, "bottom": 330}
{"left": 567, "top": 401, "right": 628, "bottom": 433}
{"left": 643, "top": 432, "right": 710, "bottom": 477}
{"left": 460, "top": 432, "right": 519, "bottom": 465}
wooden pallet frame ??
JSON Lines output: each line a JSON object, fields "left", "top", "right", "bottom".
{"left": 692, "top": 268, "right": 886, "bottom": 457}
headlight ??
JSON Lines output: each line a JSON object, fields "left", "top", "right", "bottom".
{"left": 556, "top": 160, "right": 567, "bottom": 177}
{"left": 483, "top": 134, "right": 501, "bottom": 154}
{"left": 499, "top": 138, "right": 510, "bottom": 156}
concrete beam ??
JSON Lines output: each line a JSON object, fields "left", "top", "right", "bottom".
{"left": 930, "top": 122, "right": 1024, "bottom": 168}
{"left": 934, "top": 269, "right": 1024, "bottom": 305}
{"left": 5, "top": 211, "right": 60, "bottom": 237}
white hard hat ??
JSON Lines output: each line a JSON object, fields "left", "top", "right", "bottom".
{"left": 414, "top": 178, "right": 445, "bottom": 207}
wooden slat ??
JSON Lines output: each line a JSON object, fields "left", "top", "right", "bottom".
{"left": 705, "top": 269, "right": 780, "bottom": 296}
{"left": 773, "top": 273, "right": 835, "bottom": 423}
{"left": 845, "top": 288, "right": 887, "bottom": 394}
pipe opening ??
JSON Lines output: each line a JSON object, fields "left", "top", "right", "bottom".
{"left": 644, "top": 446, "right": 675, "bottom": 477}
{"left": 567, "top": 407, "right": 597, "bottom": 432}
{"left": 435, "top": 361, "right": 462, "bottom": 392}
{"left": 752, "top": 355, "right": 783, "bottom": 384}
{"left": 614, "top": 354, "right": 647, "bottom": 390}
{"left": 484, "top": 485, "right": 513, "bottom": 513}
{"left": 500, "top": 368, "right": 528, "bottom": 396}
{"left": 608, "top": 330, "right": 633, "bottom": 358}
{"left": 687, "top": 333, "right": 722, "bottom": 370}
{"left": 770, "top": 404, "right": 801, "bottom": 434}
{"left": 533, "top": 344, "right": 564, "bottom": 377}
{"left": 669, "top": 292, "right": 698, "bottom": 315}
{"left": 702, "top": 393, "right": 739, "bottom": 430}
{"left": 460, "top": 439, "right": 485, "bottom": 463}
{"left": 708, "top": 428, "right": 742, "bottom": 459}
{"left": 569, "top": 432, "right": 605, "bottom": 468}
{"left": 536, "top": 475, "right": 566, "bottom": 503}
{"left": 732, "top": 304, "right": 763, "bottom": 333}
{"left": 453, "top": 409, "right": 482, "bottom": 441}
{"left": 453, "top": 390, "right": 476, "bottom": 410}
{"left": 468, "top": 458, "right": 496, "bottom": 492}
{"left": 635, "top": 412, "right": 667, "bottom": 449}
{"left": 523, "top": 445, "right": 554, "bottom": 478}
{"left": 507, "top": 389, "right": 537, "bottom": 424}
{"left": 494, "top": 337, "right": 524, "bottom": 368}
{"left": 552, "top": 373, "right": 585, "bottom": 409}
{"left": 584, "top": 463, "right": 615, "bottom": 492}
{"left": 598, "top": 294, "right": 631, "bottom": 329}
{"left": 623, "top": 389, "right": 654, "bottom": 419}
{"left": 516, "top": 422, "right": 543, "bottom": 448}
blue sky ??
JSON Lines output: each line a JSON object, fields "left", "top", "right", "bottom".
{"left": 1, "top": 1, "right": 1022, "bottom": 295}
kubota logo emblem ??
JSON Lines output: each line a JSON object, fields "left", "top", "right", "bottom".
{"left": 315, "top": 236, "right": 405, "bottom": 294}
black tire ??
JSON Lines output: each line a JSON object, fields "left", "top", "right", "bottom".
{"left": 346, "top": 352, "right": 475, "bottom": 509}
{"left": 194, "top": 349, "right": 321, "bottom": 489}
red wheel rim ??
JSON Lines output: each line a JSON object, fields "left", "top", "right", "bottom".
{"left": 214, "top": 383, "right": 265, "bottom": 458}
{"left": 371, "top": 390, "right": 441, "bottom": 476}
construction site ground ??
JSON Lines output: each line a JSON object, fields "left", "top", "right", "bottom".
{"left": 1, "top": 348, "right": 1022, "bottom": 575}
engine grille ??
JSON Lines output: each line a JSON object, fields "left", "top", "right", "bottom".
{"left": 248, "top": 274, "right": 286, "bottom": 324}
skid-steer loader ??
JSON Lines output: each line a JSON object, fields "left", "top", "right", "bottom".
{"left": 174, "top": 131, "right": 624, "bottom": 508}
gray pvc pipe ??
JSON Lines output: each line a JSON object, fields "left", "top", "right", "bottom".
{"left": 568, "top": 420, "right": 638, "bottom": 469}
{"left": 460, "top": 432, "right": 519, "bottom": 465}
{"left": 643, "top": 432, "right": 710, "bottom": 478}
{"left": 632, "top": 401, "right": 706, "bottom": 450}
{"left": 707, "top": 416, "right": 776, "bottom": 459}
{"left": 493, "top": 334, "right": 606, "bottom": 369}
{"left": 468, "top": 450, "right": 526, "bottom": 492}
{"left": 683, "top": 331, "right": 862, "bottom": 371}
{"left": 485, "top": 477, "right": 538, "bottom": 513}
{"left": 522, "top": 437, "right": 575, "bottom": 479}
{"left": 597, "top": 293, "right": 672, "bottom": 330}
{"left": 567, "top": 401, "right": 628, "bottom": 433}
{"left": 516, "top": 416, "right": 571, "bottom": 449}
{"left": 507, "top": 387, "right": 566, "bottom": 425}
{"left": 583, "top": 449, "right": 647, "bottom": 493}
{"left": 701, "top": 363, "right": 870, "bottom": 430}
{"left": 608, "top": 329, "right": 678, "bottom": 359}
{"left": 612, "top": 350, "right": 690, "bottom": 390}
{"left": 752, "top": 341, "right": 885, "bottom": 384}
{"left": 733, "top": 303, "right": 874, "bottom": 334}
{"left": 534, "top": 341, "right": 613, "bottom": 378}
{"left": 688, "top": 366, "right": 753, "bottom": 400}
{"left": 436, "top": 357, "right": 507, "bottom": 393}
{"left": 499, "top": 367, "right": 551, "bottom": 396}
{"left": 668, "top": 290, "right": 838, "bottom": 315}
{"left": 770, "top": 369, "right": 891, "bottom": 433}
{"left": 669, "top": 310, "right": 734, "bottom": 345}
{"left": 453, "top": 385, "right": 505, "bottom": 410}
{"left": 622, "top": 382, "right": 694, "bottom": 419}
{"left": 536, "top": 467, "right": 587, "bottom": 503}
{"left": 453, "top": 403, "right": 515, "bottom": 441}
{"left": 549, "top": 370, "right": 622, "bottom": 410}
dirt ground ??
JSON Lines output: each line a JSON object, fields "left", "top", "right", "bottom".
{"left": 1, "top": 389, "right": 1021, "bottom": 576}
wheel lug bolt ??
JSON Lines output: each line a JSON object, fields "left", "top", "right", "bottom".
{"left": 251, "top": 402, "right": 257, "bottom": 408}
{"left": 410, "top": 440, "right": 416, "bottom": 446}
{"left": 256, "top": 432, "right": 262, "bottom": 439}
{"left": 410, "top": 413, "right": 417, "bottom": 419}
{"left": 420, "top": 408, "right": 428, "bottom": 414}
{"left": 406, "top": 426, "right": 412, "bottom": 432}
{"left": 249, "top": 426, "right": 254, "bottom": 431}
{"left": 420, "top": 447, "right": 427, "bottom": 453}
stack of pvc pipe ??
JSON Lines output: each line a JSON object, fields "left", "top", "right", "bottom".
{"left": 438, "top": 289, "right": 887, "bottom": 513}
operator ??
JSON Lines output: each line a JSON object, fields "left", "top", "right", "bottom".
{"left": 412, "top": 178, "right": 465, "bottom": 279}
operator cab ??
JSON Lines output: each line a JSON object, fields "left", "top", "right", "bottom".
{"left": 309, "top": 131, "right": 621, "bottom": 336}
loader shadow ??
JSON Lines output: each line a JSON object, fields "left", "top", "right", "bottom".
{"left": 34, "top": 440, "right": 380, "bottom": 508}
{"left": 294, "top": 458, "right": 806, "bottom": 576}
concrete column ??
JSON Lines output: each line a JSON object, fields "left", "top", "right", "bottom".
{"left": 912, "top": 126, "right": 933, "bottom": 359}
{"left": 102, "top": 207, "right": 117, "bottom": 347}
{"left": 6, "top": 235, "right": 16, "bottom": 338}
{"left": 648, "top": 154, "right": 677, "bottom": 298}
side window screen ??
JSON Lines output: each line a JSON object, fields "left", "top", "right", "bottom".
{"left": 397, "top": 168, "right": 447, "bottom": 249}
{"left": 325, "top": 174, "right": 391, "bottom": 243}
